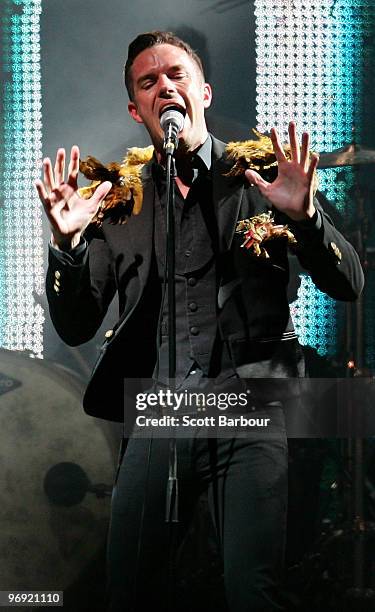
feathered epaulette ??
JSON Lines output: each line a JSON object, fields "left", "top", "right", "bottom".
{"left": 79, "top": 131, "right": 317, "bottom": 227}
{"left": 225, "top": 129, "right": 318, "bottom": 191}
{"left": 225, "top": 129, "right": 292, "bottom": 179}
{"left": 79, "top": 146, "right": 154, "bottom": 226}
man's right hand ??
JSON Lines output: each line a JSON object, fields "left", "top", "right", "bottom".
{"left": 35, "top": 145, "right": 112, "bottom": 251}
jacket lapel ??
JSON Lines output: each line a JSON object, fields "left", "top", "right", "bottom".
{"left": 119, "top": 139, "right": 250, "bottom": 314}
{"left": 211, "top": 136, "right": 245, "bottom": 252}
{"left": 124, "top": 167, "right": 155, "bottom": 292}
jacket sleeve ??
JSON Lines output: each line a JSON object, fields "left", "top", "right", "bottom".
{"left": 277, "top": 196, "right": 364, "bottom": 301}
{"left": 46, "top": 233, "right": 117, "bottom": 346}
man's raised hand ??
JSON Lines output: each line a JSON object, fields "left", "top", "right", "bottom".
{"left": 245, "top": 122, "right": 319, "bottom": 222}
{"left": 35, "top": 145, "right": 112, "bottom": 250}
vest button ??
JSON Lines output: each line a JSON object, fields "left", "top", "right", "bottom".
{"left": 189, "top": 302, "right": 198, "bottom": 312}
{"left": 190, "top": 326, "right": 199, "bottom": 336}
{"left": 185, "top": 250, "right": 192, "bottom": 257}
{"left": 188, "top": 277, "right": 197, "bottom": 287}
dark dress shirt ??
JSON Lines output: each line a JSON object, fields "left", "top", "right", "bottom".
{"left": 152, "top": 137, "right": 222, "bottom": 385}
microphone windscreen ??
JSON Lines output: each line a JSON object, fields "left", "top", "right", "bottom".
{"left": 160, "top": 107, "right": 185, "bottom": 132}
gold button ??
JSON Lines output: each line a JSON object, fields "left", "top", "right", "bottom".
{"left": 54, "top": 279, "right": 60, "bottom": 287}
{"left": 329, "top": 242, "right": 342, "bottom": 262}
{"left": 53, "top": 283, "right": 60, "bottom": 293}
{"left": 105, "top": 329, "right": 114, "bottom": 339}
{"left": 55, "top": 270, "right": 61, "bottom": 279}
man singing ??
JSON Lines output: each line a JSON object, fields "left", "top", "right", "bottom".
{"left": 36, "top": 31, "right": 364, "bottom": 612}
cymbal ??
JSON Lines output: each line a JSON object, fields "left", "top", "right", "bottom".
{"left": 318, "top": 144, "right": 375, "bottom": 168}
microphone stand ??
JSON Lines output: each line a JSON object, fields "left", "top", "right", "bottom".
{"left": 164, "top": 134, "right": 179, "bottom": 612}
{"left": 166, "top": 152, "right": 177, "bottom": 382}
{"left": 165, "top": 143, "right": 178, "bottom": 524}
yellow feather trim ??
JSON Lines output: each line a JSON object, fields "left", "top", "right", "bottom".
{"left": 78, "top": 145, "right": 154, "bottom": 226}
{"left": 225, "top": 130, "right": 290, "bottom": 174}
{"left": 79, "top": 131, "right": 317, "bottom": 227}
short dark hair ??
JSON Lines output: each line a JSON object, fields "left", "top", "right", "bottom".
{"left": 124, "top": 30, "right": 205, "bottom": 100}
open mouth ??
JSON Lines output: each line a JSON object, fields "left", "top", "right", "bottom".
{"left": 159, "top": 103, "right": 186, "bottom": 118}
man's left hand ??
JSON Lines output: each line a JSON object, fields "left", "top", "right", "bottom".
{"left": 245, "top": 121, "right": 319, "bottom": 222}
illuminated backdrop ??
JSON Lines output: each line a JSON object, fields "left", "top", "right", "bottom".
{"left": 254, "top": 0, "right": 370, "bottom": 358}
{"left": 0, "top": 0, "right": 44, "bottom": 358}
{"left": 0, "top": 0, "right": 374, "bottom": 366}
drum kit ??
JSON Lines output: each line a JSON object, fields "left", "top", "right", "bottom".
{"left": 0, "top": 349, "right": 121, "bottom": 611}
{"left": 318, "top": 143, "right": 375, "bottom": 169}
{"left": 285, "top": 143, "right": 375, "bottom": 611}
{"left": 0, "top": 140, "right": 374, "bottom": 611}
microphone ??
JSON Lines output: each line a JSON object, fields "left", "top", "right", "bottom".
{"left": 160, "top": 107, "right": 185, "bottom": 155}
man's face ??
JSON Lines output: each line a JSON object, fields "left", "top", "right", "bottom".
{"left": 128, "top": 44, "right": 212, "bottom": 156}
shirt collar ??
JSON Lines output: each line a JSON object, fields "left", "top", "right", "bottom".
{"left": 151, "top": 135, "right": 212, "bottom": 185}
{"left": 191, "top": 135, "right": 212, "bottom": 172}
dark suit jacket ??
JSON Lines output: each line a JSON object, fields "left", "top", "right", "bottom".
{"left": 46, "top": 137, "right": 364, "bottom": 422}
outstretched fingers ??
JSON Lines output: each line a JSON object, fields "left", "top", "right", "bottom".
{"left": 300, "top": 131, "right": 310, "bottom": 171}
{"left": 274, "top": 122, "right": 313, "bottom": 173}
{"left": 307, "top": 152, "right": 319, "bottom": 186}
{"left": 270, "top": 127, "right": 287, "bottom": 164}
{"left": 245, "top": 169, "right": 270, "bottom": 195}
{"left": 43, "top": 157, "right": 55, "bottom": 192}
{"left": 288, "top": 121, "right": 300, "bottom": 163}
{"left": 67, "top": 145, "right": 80, "bottom": 187}
{"left": 54, "top": 148, "right": 66, "bottom": 185}
{"left": 35, "top": 178, "right": 49, "bottom": 207}
{"left": 35, "top": 178, "right": 63, "bottom": 226}
{"left": 90, "top": 180, "right": 113, "bottom": 206}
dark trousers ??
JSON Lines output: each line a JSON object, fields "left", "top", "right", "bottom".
{"left": 107, "top": 410, "right": 287, "bottom": 612}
